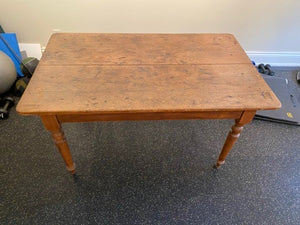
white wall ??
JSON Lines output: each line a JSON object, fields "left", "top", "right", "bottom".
{"left": 1, "top": 0, "right": 300, "bottom": 52}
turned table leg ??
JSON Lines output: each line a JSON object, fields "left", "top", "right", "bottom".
{"left": 41, "top": 115, "right": 76, "bottom": 174}
{"left": 215, "top": 111, "right": 256, "bottom": 168}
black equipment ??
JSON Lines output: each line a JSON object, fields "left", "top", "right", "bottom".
{"left": 0, "top": 96, "right": 14, "bottom": 120}
{"left": 255, "top": 76, "right": 300, "bottom": 125}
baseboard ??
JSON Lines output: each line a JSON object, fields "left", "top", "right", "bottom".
{"left": 246, "top": 51, "right": 300, "bottom": 67}
{"left": 18, "top": 43, "right": 42, "bottom": 60}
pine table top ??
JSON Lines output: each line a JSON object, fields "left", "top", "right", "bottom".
{"left": 17, "top": 33, "right": 281, "bottom": 115}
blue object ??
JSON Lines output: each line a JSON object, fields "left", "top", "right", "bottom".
{"left": 0, "top": 33, "right": 24, "bottom": 77}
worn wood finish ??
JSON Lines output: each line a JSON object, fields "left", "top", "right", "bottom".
{"left": 58, "top": 111, "right": 243, "bottom": 123}
{"left": 215, "top": 110, "right": 257, "bottom": 168}
{"left": 16, "top": 33, "right": 282, "bottom": 173}
{"left": 17, "top": 64, "right": 280, "bottom": 115}
{"left": 17, "top": 33, "right": 281, "bottom": 115}
{"left": 41, "top": 33, "right": 251, "bottom": 66}
{"left": 41, "top": 115, "right": 76, "bottom": 174}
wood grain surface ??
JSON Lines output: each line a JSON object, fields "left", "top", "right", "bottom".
{"left": 17, "top": 33, "right": 281, "bottom": 115}
{"left": 41, "top": 33, "right": 251, "bottom": 65}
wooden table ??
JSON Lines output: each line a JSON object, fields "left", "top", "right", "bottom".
{"left": 17, "top": 33, "right": 281, "bottom": 174}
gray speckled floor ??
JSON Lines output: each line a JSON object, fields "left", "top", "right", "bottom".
{"left": 1, "top": 67, "right": 300, "bottom": 225}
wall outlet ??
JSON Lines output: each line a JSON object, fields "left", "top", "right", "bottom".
{"left": 52, "top": 29, "right": 61, "bottom": 33}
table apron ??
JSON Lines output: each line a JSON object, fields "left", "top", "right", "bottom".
{"left": 57, "top": 111, "right": 244, "bottom": 123}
